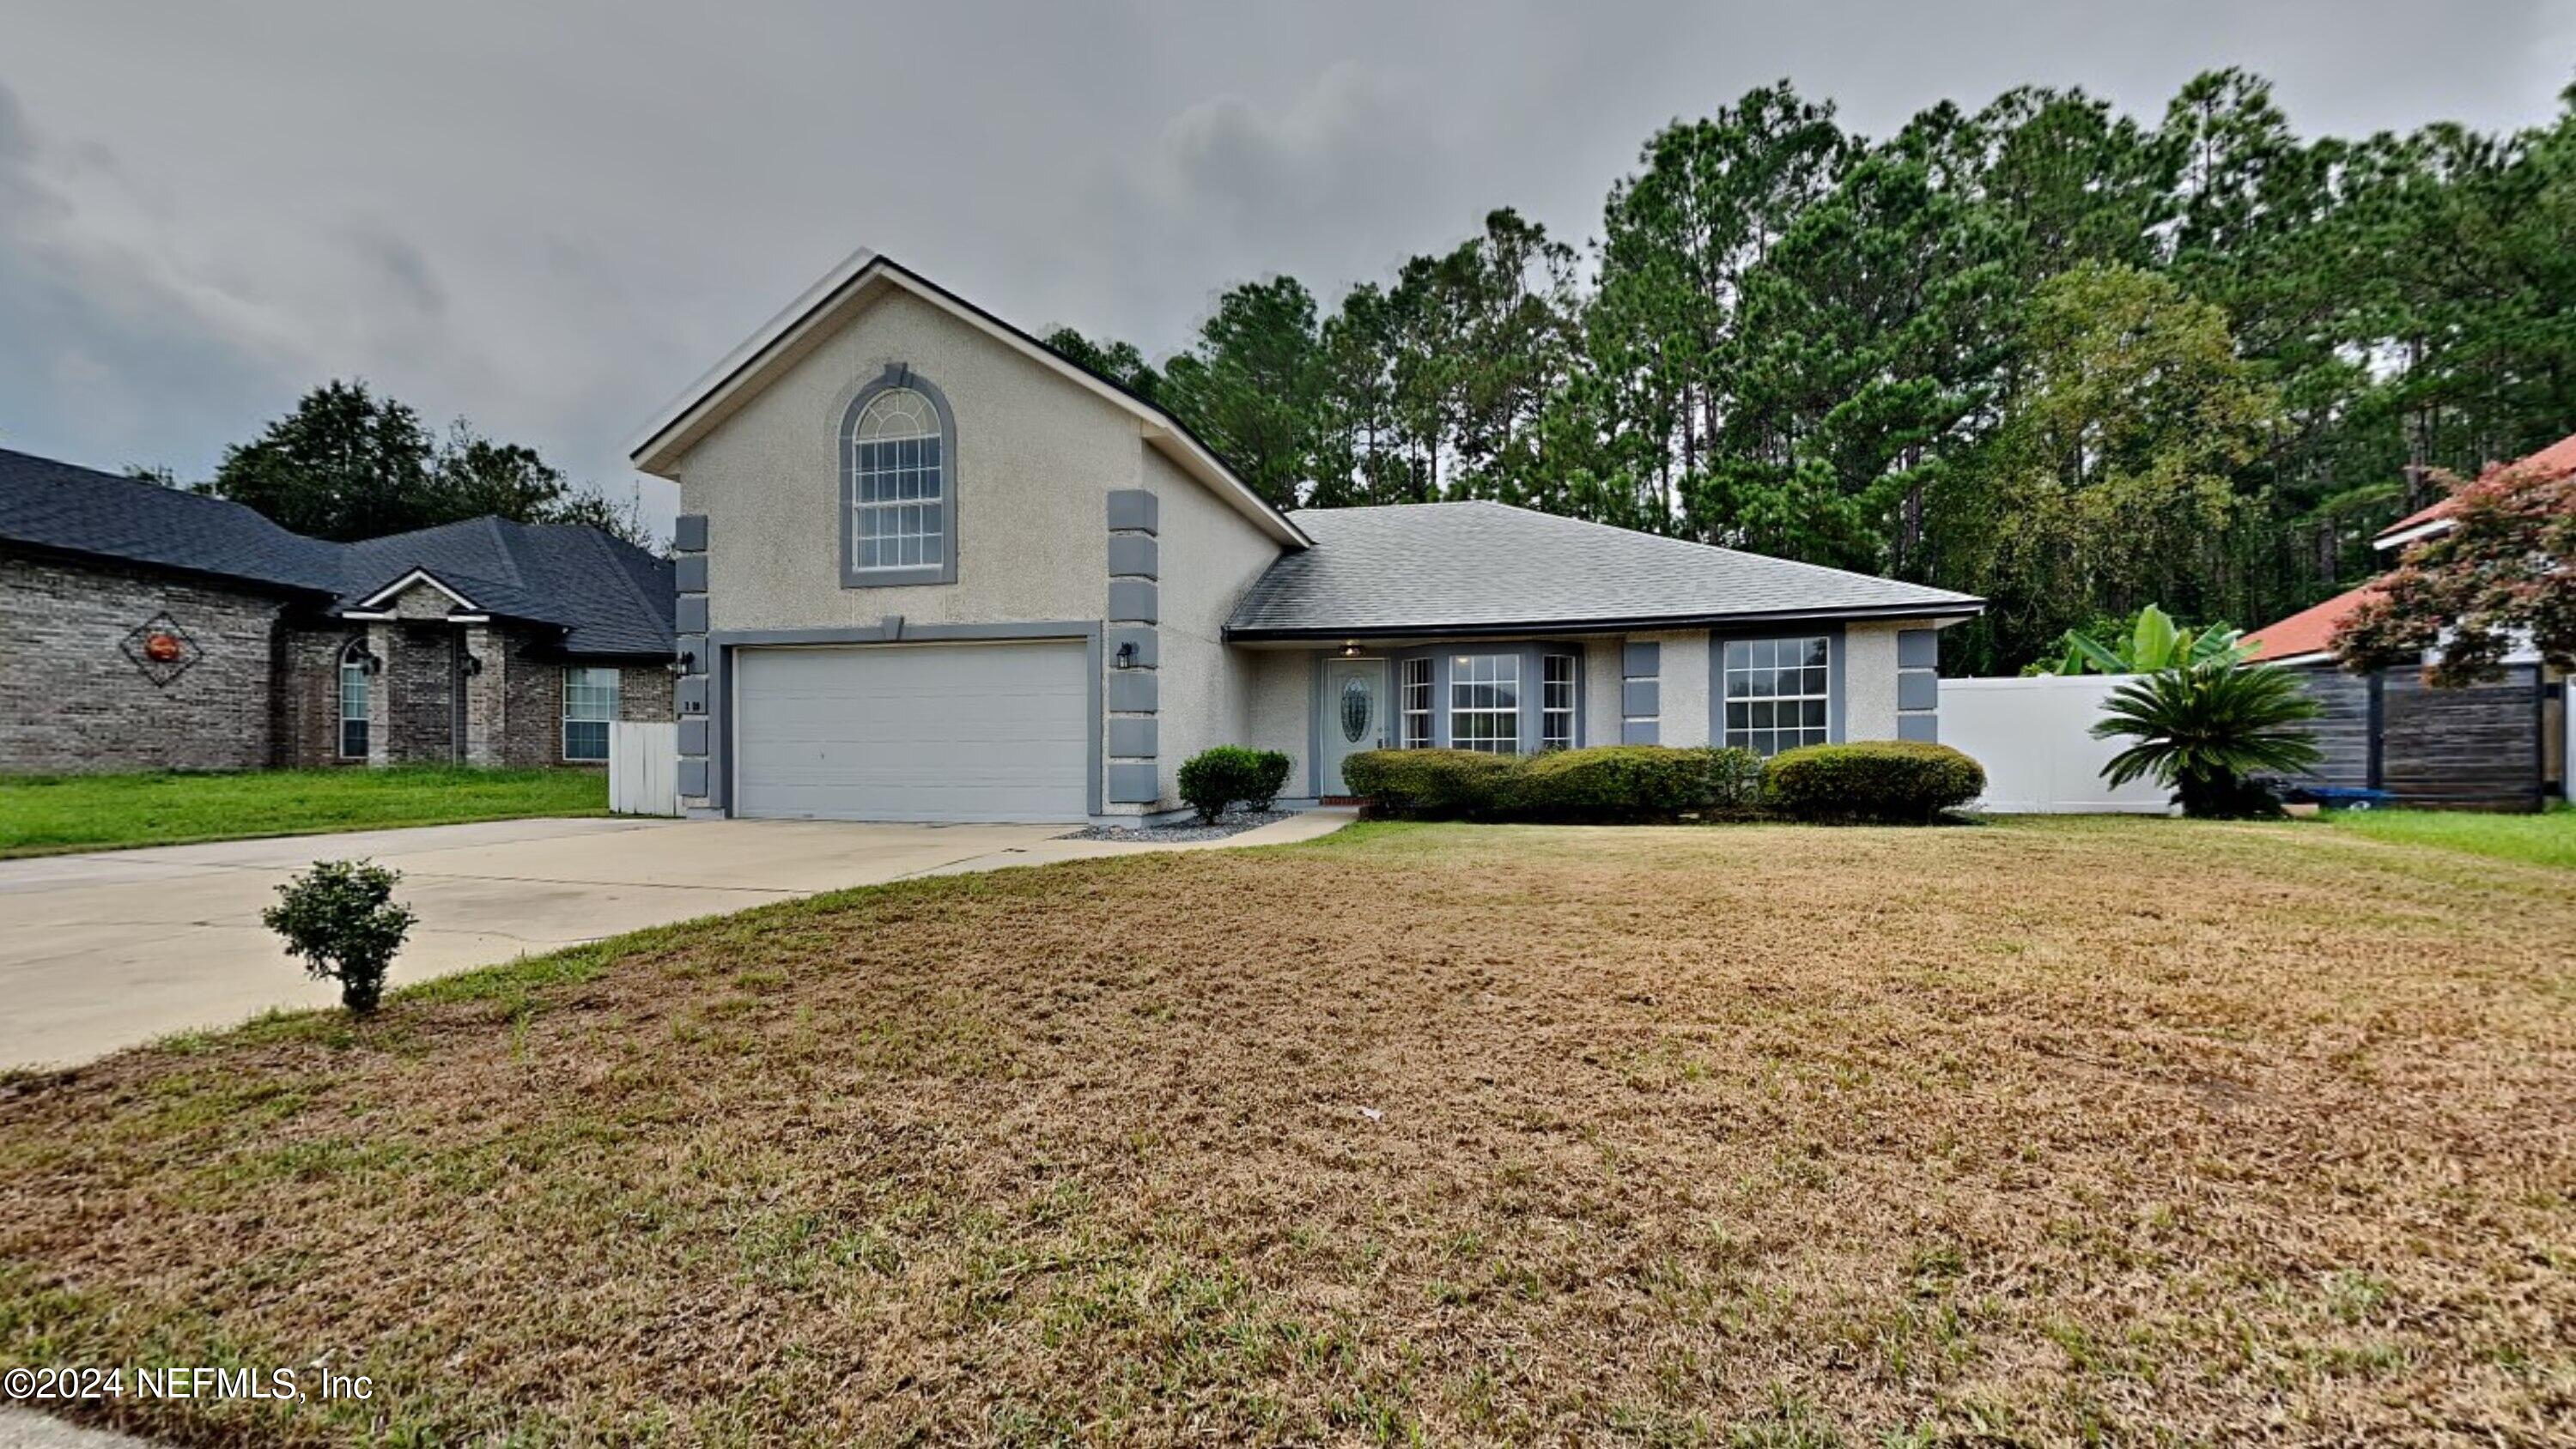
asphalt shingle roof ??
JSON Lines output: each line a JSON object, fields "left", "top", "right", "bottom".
{"left": 1, "top": 447, "right": 672, "bottom": 657}
{"left": 0, "top": 446, "right": 343, "bottom": 595}
{"left": 1228, "top": 500, "right": 1981, "bottom": 637}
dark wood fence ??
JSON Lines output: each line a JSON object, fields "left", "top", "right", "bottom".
{"left": 2290, "top": 663, "right": 2550, "bottom": 811}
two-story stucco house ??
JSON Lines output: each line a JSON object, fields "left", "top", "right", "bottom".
{"left": 631, "top": 251, "right": 1983, "bottom": 823}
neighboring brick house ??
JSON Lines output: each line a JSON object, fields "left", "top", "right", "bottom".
{"left": 0, "top": 447, "right": 675, "bottom": 776}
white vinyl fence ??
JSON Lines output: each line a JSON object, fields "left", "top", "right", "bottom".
{"left": 1940, "top": 675, "right": 2171, "bottom": 814}
{"left": 608, "top": 721, "right": 680, "bottom": 816}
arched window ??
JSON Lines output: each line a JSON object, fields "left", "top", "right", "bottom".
{"left": 337, "top": 640, "right": 371, "bottom": 758}
{"left": 840, "top": 368, "right": 957, "bottom": 586}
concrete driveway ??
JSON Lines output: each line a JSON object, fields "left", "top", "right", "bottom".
{"left": 0, "top": 814, "right": 1344, "bottom": 1070}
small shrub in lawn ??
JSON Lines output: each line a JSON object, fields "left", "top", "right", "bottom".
{"left": 1698, "top": 745, "right": 1766, "bottom": 816}
{"left": 1761, "top": 741, "right": 1986, "bottom": 824}
{"left": 262, "top": 859, "right": 417, "bottom": 1016}
{"left": 1176, "top": 746, "right": 1295, "bottom": 824}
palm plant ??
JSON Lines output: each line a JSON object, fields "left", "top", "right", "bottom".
{"left": 2092, "top": 660, "right": 2323, "bottom": 817}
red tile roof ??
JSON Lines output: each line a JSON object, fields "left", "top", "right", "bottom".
{"left": 2245, "top": 582, "right": 2379, "bottom": 663}
{"left": 2373, "top": 431, "right": 2576, "bottom": 546}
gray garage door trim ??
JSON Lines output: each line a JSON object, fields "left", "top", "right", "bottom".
{"left": 702, "top": 621, "right": 1103, "bottom": 817}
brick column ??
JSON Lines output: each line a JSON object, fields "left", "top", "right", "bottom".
{"left": 460, "top": 622, "right": 505, "bottom": 767}
{"left": 363, "top": 622, "right": 394, "bottom": 768}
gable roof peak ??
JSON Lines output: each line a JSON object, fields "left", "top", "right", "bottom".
{"left": 627, "top": 248, "right": 1308, "bottom": 547}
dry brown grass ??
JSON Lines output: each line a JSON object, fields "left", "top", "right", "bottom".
{"left": 2, "top": 817, "right": 2572, "bottom": 1446}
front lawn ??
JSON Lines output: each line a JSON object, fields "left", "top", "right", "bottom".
{"left": 2323, "top": 799, "right": 2576, "bottom": 870}
{"left": 0, "top": 766, "right": 608, "bottom": 858}
{"left": 1, "top": 819, "right": 2569, "bottom": 1443}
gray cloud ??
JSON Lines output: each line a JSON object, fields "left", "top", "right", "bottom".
{"left": 2, "top": 0, "right": 2570, "bottom": 537}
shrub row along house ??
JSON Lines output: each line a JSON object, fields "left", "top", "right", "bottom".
{"left": 0, "top": 448, "right": 675, "bottom": 775}
{"left": 631, "top": 251, "right": 1982, "bottom": 823}
{"left": 2245, "top": 432, "right": 2576, "bottom": 811}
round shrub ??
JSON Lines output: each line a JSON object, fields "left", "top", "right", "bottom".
{"left": 1338, "top": 749, "right": 1518, "bottom": 819}
{"left": 1760, "top": 741, "right": 1986, "bottom": 824}
{"left": 1176, "top": 746, "right": 1293, "bottom": 824}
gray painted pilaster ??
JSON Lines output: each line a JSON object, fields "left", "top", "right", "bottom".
{"left": 1895, "top": 627, "right": 1939, "bottom": 744}
{"left": 1620, "top": 639, "right": 1661, "bottom": 746}
{"left": 673, "top": 513, "right": 712, "bottom": 800}
{"left": 1104, "top": 489, "right": 1160, "bottom": 809}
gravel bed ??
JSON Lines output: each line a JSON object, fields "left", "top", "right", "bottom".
{"left": 1060, "top": 809, "right": 1294, "bottom": 843}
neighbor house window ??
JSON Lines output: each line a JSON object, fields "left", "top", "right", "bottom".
{"left": 1722, "top": 636, "right": 1832, "bottom": 756}
{"left": 1400, "top": 657, "right": 1433, "bottom": 748}
{"left": 845, "top": 383, "right": 948, "bottom": 578}
{"left": 337, "top": 641, "right": 370, "bottom": 759}
{"left": 1541, "top": 653, "right": 1577, "bottom": 750}
{"left": 1449, "top": 653, "right": 1520, "bottom": 754}
{"left": 562, "top": 667, "right": 618, "bottom": 761}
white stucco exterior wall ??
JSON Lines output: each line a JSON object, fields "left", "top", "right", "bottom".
{"left": 1242, "top": 648, "right": 1315, "bottom": 791}
{"left": 1638, "top": 629, "right": 1711, "bottom": 746}
{"left": 1583, "top": 639, "right": 1622, "bottom": 747}
{"left": 675, "top": 286, "right": 1144, "bottom": 633}
{"left": 1844, "top": 622, "right": 1901, "bottom": 740}
{"left": 1146, "top": 449, "right": 1287, "bottom": 799}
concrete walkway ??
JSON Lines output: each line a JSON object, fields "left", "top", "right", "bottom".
{"left": 0, "top": 810, "right": 1350, "bottom": 1071}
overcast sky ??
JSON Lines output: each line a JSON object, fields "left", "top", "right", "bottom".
{"left": 5, "top": 1, "right": 2573, "bottom": 535}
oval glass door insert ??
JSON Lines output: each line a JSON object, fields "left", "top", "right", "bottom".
{"left": 1340, "top": 677, "right": 1373, "bottom": 743}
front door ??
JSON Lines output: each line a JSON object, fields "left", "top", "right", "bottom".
{"left": 1318, "top": 657, "right": 1389, "bottom": 796}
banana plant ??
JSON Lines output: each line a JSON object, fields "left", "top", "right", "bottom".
{"left": 2039, "top": 604, "right": 2252, "bottom": 676}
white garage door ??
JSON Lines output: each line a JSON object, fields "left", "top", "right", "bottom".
{"left": 732, "top": 641, "right": 1091, "bottom": 822}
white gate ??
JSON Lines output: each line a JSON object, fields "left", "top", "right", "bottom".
{"left": 608, "top": 721, "right": 680, "bottom": 816}
{"left": 1940, "top": 676, "right": 2170, "bottom": 814}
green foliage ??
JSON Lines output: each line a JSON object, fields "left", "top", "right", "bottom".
{"left": 1338, "top": 749, "right": 1522, "bottom": 821}
{"left": 186, "top": 380, "right": 652, "bottom": 546}
{"left": 1759, "top": 742, "right": 1988, "bottom": 824}
{"left": 261, "top": 859, "right": 418, "bottom": 1016}
{"left": 1500, "top": 747, "right": 1753, "bottom": 823}
{"left": 1046, "top": 74, "right": 2576, "bottom": 674}
{"left": 2091, "top": 662, "right": 2324, "bottom": 817}
{"left": 2030, "top": 603, "right": 2251, "bottom": 675}
{"left": 2333, "top": 460, "right": 2576, "bottom": 682}
{"left": 1939, "top": 262, "right": 2279, "bottom": 669}
{"left": 1175, "top": 747, "right": 1293, "bottom": 825}
{"left": 1341, "top": 745, "right": 1764, "bottom": 824}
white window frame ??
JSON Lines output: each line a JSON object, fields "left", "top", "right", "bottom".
{"left": 839, "top": 370, "right": 957, "bottom": 589}
{"left": 1449, "top": 653, "right": 1522, "bottom": 755}
{"left": 1540, "top": 653, "right": 1577, "bottom": 750}
{"left": 1400, "top": 657, "right": 1434, "bottom": 748}
{"left": 1722, "top": 636, "right": 1832, "bottom": 757}
{"left": 562, "top": 666, "right": 619, "bottom": 762}
{"left": 337, "top": 641, "right": 370, "bottom": 760}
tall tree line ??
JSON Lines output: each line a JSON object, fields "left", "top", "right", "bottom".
{"left": 1048, "top": 71, "right": 2576, "bottom": 672}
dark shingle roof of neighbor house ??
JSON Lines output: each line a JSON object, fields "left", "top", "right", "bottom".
{"left": 1228, "top": 500, "right": 1982, "bottom": 638}
{"left": 343, "top": 517, "right": 676, "bottom": 656}
{"left": 0, "top": 446, "right": 673, "bottom": 657}
{"left": 0, "top": 446, "right": 345, "bottom": 595}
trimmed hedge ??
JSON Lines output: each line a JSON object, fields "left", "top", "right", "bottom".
{"left": 1759, "top": 741, "right": 1984, "bottom": 824}
{"left": 1339, "top": 749, "right": 1521, "bottom": 820}
{"left": 1340, "top": 745, "right": 1762, "bottom": 823}
{"left": 1503, "top": 746, "right": 1745, "bottom": 823}
{"left": 1176, "top": 746, "right": 1294, "bottom": 824}
{"left": 1340, "top": 741, "right": 1982, "bottom": 825}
